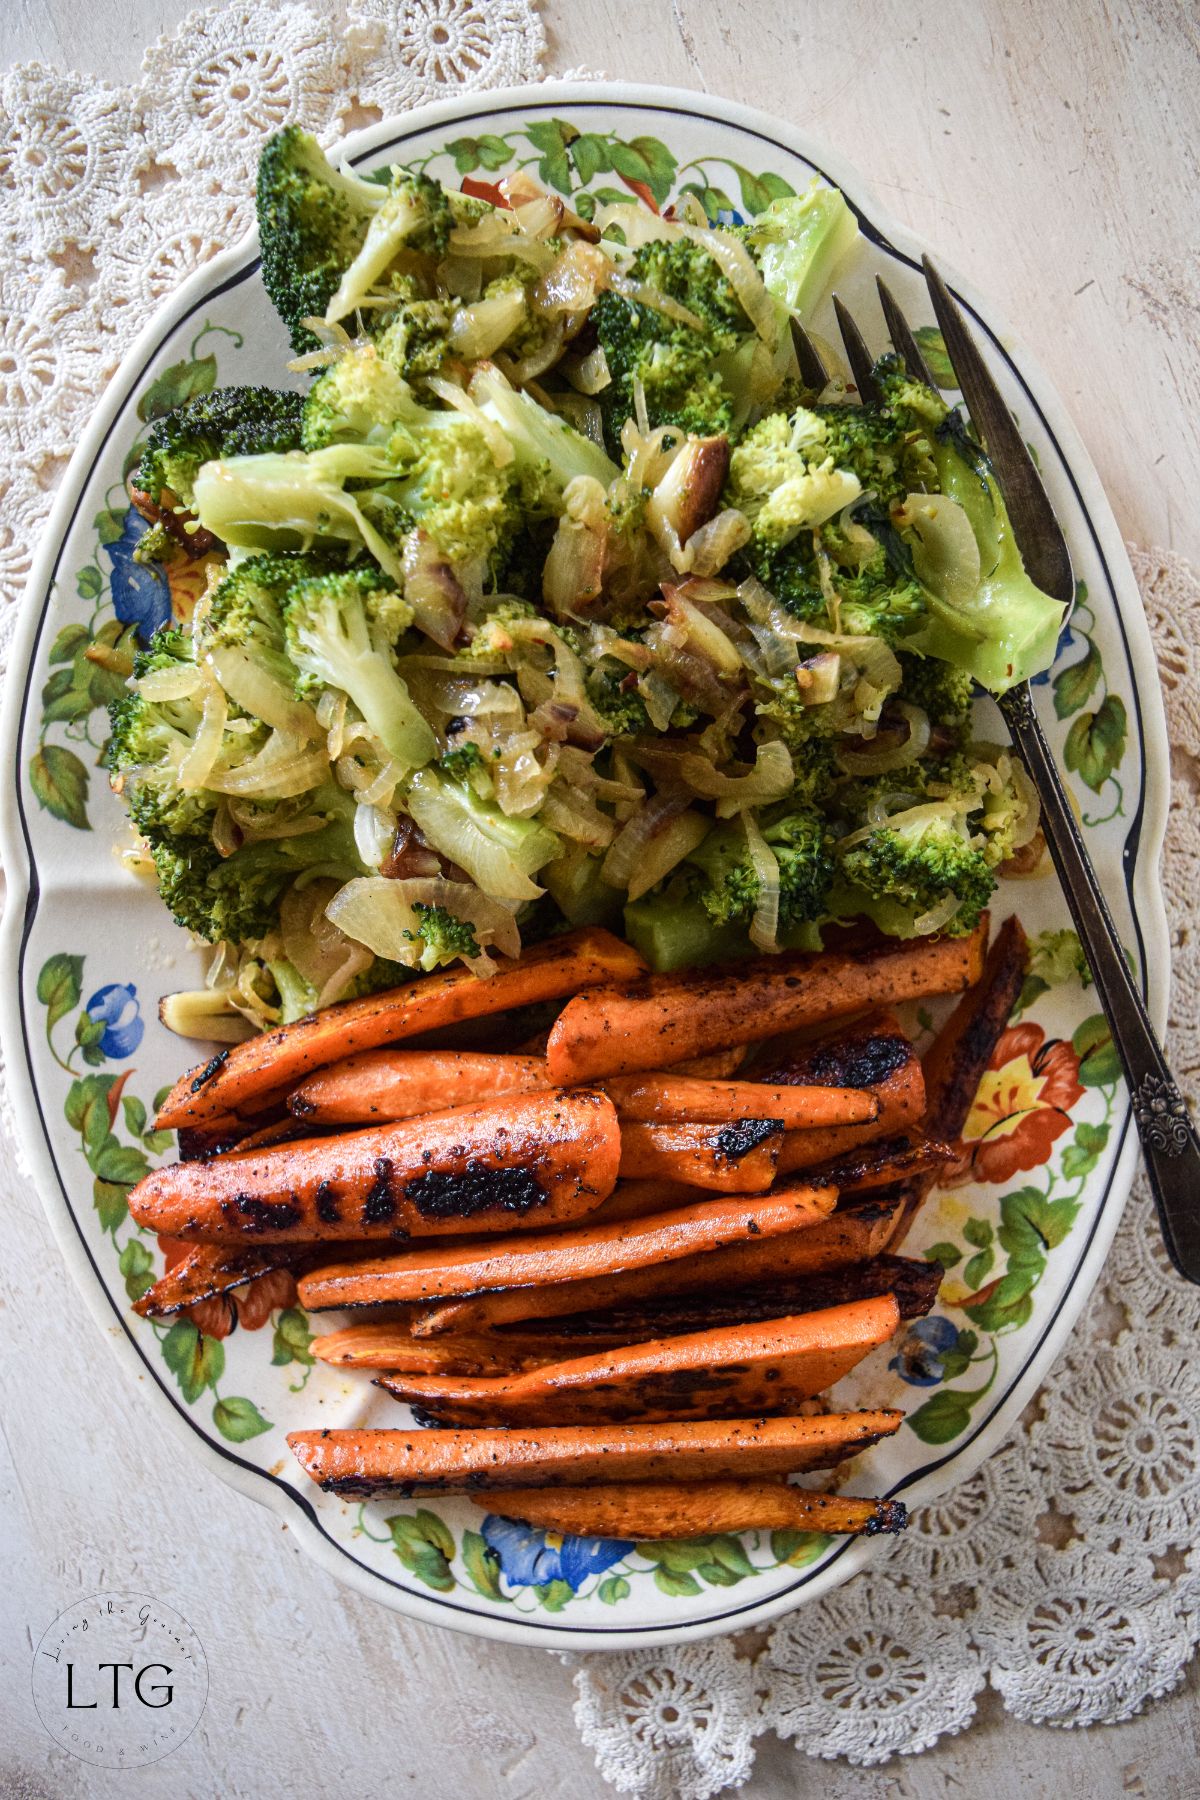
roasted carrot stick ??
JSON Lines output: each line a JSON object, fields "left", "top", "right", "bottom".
{"left": 156, "top": 926, "right": 646, "bottom": 1130}
{"left": 544, "top": 922, "right": 987, "bottom": 1083}
{"left": 297, "top": 1183, "right": 836, "bottom": 1311}
{"left": 673, "top": 1047, "right": 749, "bottom": 1078}
{"left": 312, "top": 1324, "right": 555, "bottom": 1376}
{"left": 290, "top": 1049, "right": 553, "bottom": 1126}
{"left": 605, "top": 1073, "right": 880, "bottom": 1129}
{"left": 519, "top": 1253, "right": 943, "bottom": 1345}
{"left": 886, "top": 914, "right": 1029, "bottom": 1250}
{"left": 129, "top": 1087, "right": 620, "bottom": 1244}
{"left": 801, "top": 1134, "right": 952, "bottom": 1197}
{"left": 479, "top": 1481, "right": 908, "bottom": 1539}
{"left": 378, "top": 1296, "right": 902, "bottom": 1426}
{"left": 617, "top": 1119, "right": 782, "bottom": 1190}
{"left": 776, "top": 1040, "right": 925, "bottom": 1173}
{"left": 133, "top": 1244, "right": 300, "bottom": 1318}
{"left": 415, "top": 1192, "right": 904, "bottom": 1334}
{"left": 286, "top": 1410, "right": 905, "bottom": 1496}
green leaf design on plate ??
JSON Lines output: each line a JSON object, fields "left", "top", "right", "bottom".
{"left": 271, "top": 1306, "right": 315, "bottom": 1368}
{"left": 461, "top": 1528, "right": 505, "bottom": 1600}
{"left": 535, "top": 1579, "right": 574, "bottom": 1611}
{"left": 569, "top": 132, "right": 611, "bottom": 185}
{"left": 963, "top": 1216, "right": 993, "bottom": 1249}
{"left": 386, "top": 1510, "right": 456, "bottom": 1591}
{"left": 731, "top": 164, "right": 794, "bottom": 215}
{"left": 907, "top": 1386, "right": 975, "bottom": 1444}
{"left": 76, "top": 565, "right": 103, "bottom": 600}
{"left": 770, "top": 1528, "right": 829, "bottom": 1568}
{"left": 122, "top": 1094, "right": 148, "bottom": 1139}
{"left": 598, "top": 1574, "right": 631, "bottom": 1604}
{"left": 1064, "top": 694, "right": 1127, "bottom": 793}
{"left": 161, "top": 1320, "right": 225, "bottom": 1405}
{"left": 29, "top": 745, "right": 90, "bottom": 828}
{"left": 924, "top": 1241, "right": 962, "bottom": 1269}
{"left": 524, "top": 119, "right": 575, "bottom": 194}
{"left": 1052, "top": 639, "right": 1102, "bottom": 719}
{"left": 913, "top": 326, "right": 956, "bottom": 387}
{"left": 37, "top": 953, "right": 84, "bottom": 1033}
{"left": 607, "top": 135, "right": 677, "bottom": 206}
{"left": 1073, "top": 1012, "right": 1121, "bottom": 1087}
{"left": 652, "top": 1566, "right": 701, "bottom": 1597}
{"left": 213, "top": 1395, "right": 273, "bottom": 1442}
{"left": 963, "top": 1246, "right": 995, "bottom": 1290}
{"left": 137, "top": 353, "right": 217, "bottom": 423}
{"left": 92, "top": 1177, "right": 129, "bottom": 1232}
{"left": 118, "top": 1237, "right": 155, "bottom": 1303}
{"left": 49, "top": 623, "right": 91, "bottom": 665}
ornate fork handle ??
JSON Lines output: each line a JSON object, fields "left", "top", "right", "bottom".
{"left": 1000, "top": 684, "right": 1200, "bottom": 1279}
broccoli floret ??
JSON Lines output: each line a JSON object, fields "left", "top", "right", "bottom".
{"left": 134, "top": 386, "right": 304, "bottom": 510}
{"left": 412, "top": 901, "right": 482, "bottom": 968}
{"left": 282, "top": 567, "right": 432, "bottom": 771}
{"left": 201, "top": 352, "right": 523, "bottom": 576}
{"left": 872, "top": 355, "right": 1066, "bottom": 693}
{"left": 726, "top": 409, "right": 862, "bottom": 550}
{"left": 257, "top": 129, "right": 464, "bottom": 352}
{"left": 108, "top": 628, "right": 222, "bottom": 842}
{"left": 591, "top": 237, "right": 757, "bottom": 454}
{"left": 896, "top": 650, "right": 975, "bottom": 736}
{"left": 741, "top": 183, "right": 859, "bottom": 320}
{"left": 688, "top": 806, "right": 835, "bottom": 931}
{"left": 813, "top": 404, "right": 912, "bottom": 510}
{"left": 374, "top": 281, "right": 454, "bottom": 382}
{"left": 145, "top": 786, "right": 365, "bottom": 944}
{"left": 586, "top": 662, "right": 651, "bottom": 738}
{"left": 470, "top": 362, "right": 619, "bottom": 504}
{"left": 835, "top": 806, "right": 994, "bottom": 937}
{"left": 438, "top": 741, "right": 487, "bottom": 783}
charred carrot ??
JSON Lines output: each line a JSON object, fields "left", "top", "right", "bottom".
{"left": 297, "top": 1183, "right": 836, "bottom": 1311}
{"left": 377, "top": 1296, "right": 902, "bottom": 1426}
{"left": 885, "top": 915, "right": 1029, "bottom": 1251}
{"left": 156, "top": 926, "right": 646, "bottom": 1130}
{"left": 606, "top": 1073, "right": 880, "bottom": 1129}
{"left": 129, "top": 1087, "right": 620, "bottom": 1244}
{"left": 478, "top": 1481, "right": 908, "bottom": 1539}
{"left": 415, "top": 1192, "right": 904, "bottom": 1334}
{"left": 286, "top": 1409, "right": 905, "bottom": 1496}
{"left": 290, "top": 1050, "right": 553, "bottom": 1126}
{"left": 517, "top": 1253, "right": 943, "bottom": 1345}
{"left": 544, "top": 922, "right": 987, "bottom": 1083}
{"left": 800, "top": 1134, "right": 952, "bottom": 1197}
{"left": 312, "top": 1324, "right": 554, "bottom": 1376}
{"left": 133, "top": 1244, "right": 299, "bottom": 1318}
{"left": 776, "top": 1040, "right": 925, "bottom": 1173}
{"left": 618, "top": 1119, "right": 782, "bottom": 1190}
{"left": 673, "top": 1047, "right": 749, "bottom": 1078}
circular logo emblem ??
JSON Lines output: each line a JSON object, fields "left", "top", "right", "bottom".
{"left": 31, "top": 1592, "right": 208, "bottom": 1768}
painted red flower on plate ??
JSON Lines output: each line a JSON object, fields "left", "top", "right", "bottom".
{"left": 942, "top": 1022, "right": 1084, "bottom": 1186}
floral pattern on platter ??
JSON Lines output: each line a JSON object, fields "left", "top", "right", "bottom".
{"left": 16, "top": 110, "right": 1146, "bottom": 1622}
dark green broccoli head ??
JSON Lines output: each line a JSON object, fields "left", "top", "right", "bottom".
{"left": 375, "top": 284, "right": 454, "bottom": 382}
{"left": 134, "top": 387, "right": 304, "bottom": 508}
{"left": 438, "top": 741, "right": 486, "bottom": 782}
{"left": 257, "top": 127, "right": 386, "bottom": 352}
{"left": 895, "top": 650, "right": 975, "bottom": 735}
{"left": 108, "top": 630, "right": 222, "bottom": 841}
{"left": 412, "top": 902, "right": 482, "bottom": 967}
{"left": 689, "top": 805, "right": 835, "bottom": 932}
{"left": 585, "top": 661, "right": 651, "bottom": 738}
{"left": 836, "top": 809, "right": 994, "bottom": 937}
{"left": 591, "top": 238, "right": 752, "bottom": 455}
{"left": 813, "top": 403, "right": 911, "bottom": 509}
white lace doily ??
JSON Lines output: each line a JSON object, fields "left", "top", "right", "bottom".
{"left": 2, "top": 13, "right": 1198, "bottom": 1790}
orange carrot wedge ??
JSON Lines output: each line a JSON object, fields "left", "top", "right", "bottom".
{"left": 133, "top": 1244, "right": 299, "bottom": 1318}
{"left": 544, "top": 922, "right": 987, "bottom": 1083}
{"left": 129, "top": 1088, "right": 620, "bottom": 1244}
{"left": 156, "top": 926, "right": 646, "bottom": 1130}
{"left": 525, "top": 1252, "right": 942, "bottom": 1345}
{"left": 414, "top": 1192, "right": 904, "bottom": 1334}
{"left": 618, "top": 1119, "right": 782, "bottom": 1190}
{"left": 478, "top": 1481, "right": 908, "bottom": 1539}
{"left": 776, "top": 1040, "right": 925, "bottom": 1173}
{"left": 673, "top": 1047, "right": 749, "bottom": 1078}
{"left": 377, "top": 1295, "right": 901, "bottom": 1426}
{"left": 297, "top": 1183, "right": 836, "bottom": 1311}
{"left": 312, "top": 1325, "right": 555, "bottom": 1376}
{"left": 286, "top": 1410, "right": 905, "bottom": 1496}
{"left": 291, "top": 1050, "right": 553, "bottom": 1126}
{"left": 606, "top": 1073, "right": 880, "bottom": 1128}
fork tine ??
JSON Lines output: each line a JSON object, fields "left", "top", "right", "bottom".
{"left": 788, "top": 316, "right": 831, "bottom": 393}
{"left": 875, "top": 276, "right": 938, "bottom": 389}
{"left": 832, "top": 294, "right": 881, "bottom": 404}
{"left": 921, "top": 256, "right": 1073, "bottom": 603}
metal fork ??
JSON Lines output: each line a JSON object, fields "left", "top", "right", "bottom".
{"left": 801, "top": 266, "right": 1200, "bottom": 1284}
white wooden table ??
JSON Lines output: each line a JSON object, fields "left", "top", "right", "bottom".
{"left": 3, "top": 2, "right": 1199, "bottom": 1793}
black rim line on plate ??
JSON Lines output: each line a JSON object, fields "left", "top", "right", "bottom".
{"left": 9, "top": 98, "right": 1146, "bottom": 1637}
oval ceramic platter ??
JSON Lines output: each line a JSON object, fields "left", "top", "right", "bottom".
{"left": 0, "top": 83, "right": 1169, "bottom": 1649}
